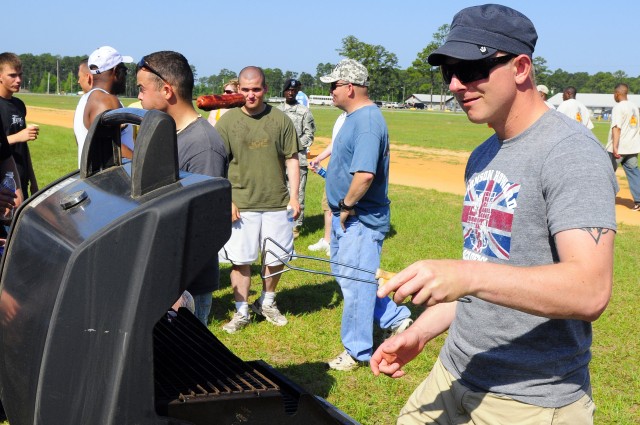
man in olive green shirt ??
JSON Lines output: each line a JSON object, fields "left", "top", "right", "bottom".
{"left": 216, "top": 66, "right": 301, "bottom": 333}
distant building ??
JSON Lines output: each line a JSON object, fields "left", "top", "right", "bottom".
{"left": 405, "top": 94, "right": 456, "bottom": 111}
{"left": 548, "top": 93, "right": 640, "bottom": 119}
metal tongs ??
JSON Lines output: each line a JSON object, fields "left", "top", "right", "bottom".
{"left": 260, "top": 237, "right": 470, "bottom": 302}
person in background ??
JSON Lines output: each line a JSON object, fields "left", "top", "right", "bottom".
{"left": 557, "top": 85, "right": 594, "bottom": 129}
{"left": 370, "top": 5, "right": 616, "bottom": 424}
{"left": 308, "top": 111, "right": 346, "bottom": 256}
{"left": 0, "top": 52, "right": 39, "bottom": 197}
{"left": 0, "top": 120, "right": 23, "bottom": 245}
{"left": 278, "top": 78, "right": 316, "bottom": 238}
{"left": 536, "top": 84, "right": 554, "bottom": 109}
{"left": 136, "top": 50, "right": 228, "bottom": 326}
{"left": 606, "top": 82, "right": 640, "bottom": 211}
{"left": 207, "top": 79, "right": 239, "bottom": 127}
{"left": 216, "top": 66, "right": 301, "bottom": 334}
{"left": 320, "top": 59, "right": 412, "bottom": 371}
{"left": 74, "top": 46, "right": 134, "bottom": 167}
{"left": 77, "top": 58, "right": 92, "bottom": 94}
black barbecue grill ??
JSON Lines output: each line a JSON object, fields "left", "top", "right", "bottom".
{"left": 0, "top": 108, "right": 358, "bottom": 425}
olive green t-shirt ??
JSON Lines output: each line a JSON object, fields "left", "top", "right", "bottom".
{"left": 216, "top": 105, "right": 301, "bottom": 211}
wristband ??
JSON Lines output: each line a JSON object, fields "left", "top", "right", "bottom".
{"left": 338, "top": 199, "right": 355, "bottom": 211}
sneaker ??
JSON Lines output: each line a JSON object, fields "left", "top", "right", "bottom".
{"left": 383, "top": 318, "right": 414, "bottom": 340}
{"left": 308, "top": 238, "right": 330, "bottom": 256}
{"left": 293, "top": 226, "right": 300, "bottom": 239}
{"left": 327, "top": 349, "right": 362, "bottom": 371}
{"left": 251, "top": 300, "right": 288, "bottom": 326}
{"left": 222, "top": 312, "right": 251, "bottom": 334}
{"left": 633, "top": 204, "right": 640, "bottom": 211}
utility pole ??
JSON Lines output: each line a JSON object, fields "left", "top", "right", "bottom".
{"left": 56, "top": 60, "right": 60, "bottom": 95}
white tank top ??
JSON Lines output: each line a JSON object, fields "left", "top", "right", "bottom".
{"left": 73, "top": 88, "right": 135, "bottom": 168}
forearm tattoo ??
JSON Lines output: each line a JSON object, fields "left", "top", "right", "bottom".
{"left": 579, "top": 227, "right": 612, "bottom": 245}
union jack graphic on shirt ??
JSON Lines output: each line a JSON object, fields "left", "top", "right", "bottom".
{"left": 462, "top": 169, "right": 520, "bottom": 261}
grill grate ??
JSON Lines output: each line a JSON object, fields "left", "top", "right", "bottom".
{"left": 153, "top": 309, "right": 283, "bottom": 406}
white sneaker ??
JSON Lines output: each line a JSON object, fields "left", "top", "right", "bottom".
{"left": 308, "top": 238, "right": 330, "bottom": 256}
{"left": 327, "top": 349, "right": 362, "bottom": 371}
{"left": 251, "top": 300, "right": 288, "bottom": 326}
{"left": 222, "top": 312, "right": 251, "bottom": 334}
{"left": 383, "top": 318, "right": 413, "bottom": 340}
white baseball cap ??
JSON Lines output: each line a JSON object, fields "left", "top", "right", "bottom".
{"left": 537, "top": 84, "right": 549, "bottom": 95}
{"left": 88, "top": 46, "right": 133, "bottom": 74}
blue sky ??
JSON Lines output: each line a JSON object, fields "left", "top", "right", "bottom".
{"left": 10, "top": 0, "right": 640, "bottom": 79}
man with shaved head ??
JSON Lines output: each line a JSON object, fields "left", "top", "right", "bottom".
{"left": 216, "top": 66, "right": 301, "bottom": 333}
{"left": 606, "top": 82, "right": 640, "bottom": 210}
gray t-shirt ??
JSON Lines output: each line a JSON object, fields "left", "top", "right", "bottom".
{"left": 441, "top": 110, "right": 618, "bottom": 408}
{"left": 177, "top": 117, "right": 228, "bottom": 296}
{"left": 177, "top": 117, "right": 228, "bottom": 178}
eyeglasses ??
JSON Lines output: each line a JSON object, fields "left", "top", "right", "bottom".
{"left": 137, "top": 57, "right": 167, "bottom": 83}
{"left": 440, "top": 55, "right": 515, "bottom": 85}
{"left": 330, "top": 81, "right": 350, "bottom": 91}
{"left": 224, "top": 89, "right": 235, "bottom": 94}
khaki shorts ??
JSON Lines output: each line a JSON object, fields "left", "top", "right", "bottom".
{"left": 398, "top": 358, "right": 595, "bottom": 425}
{"left": 321, "top": 189, "right": 329, "bottom": 212}
{"left": 218, "top": 210, "right": 293, "bottom": 266}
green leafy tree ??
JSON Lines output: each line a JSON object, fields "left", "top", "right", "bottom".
{"left": 337, "top": 35, "right": 399, "bottom": 100}
{"left": 298, "top": 72, "right": 316, "bottom": 94}
{"left": 263, "top": 68, "right": 284, "bottom": 98}
{"left": 64, "top": 71, "right": 75, "bottom": 94}
{"left": 533, "top": 56, "right": 551, "bottom": 86}
{"left": 585, "top": 72, "right": 617, "bottom": 93}
{"left": 407, "top": 24, "right": 449, "bottom": 108}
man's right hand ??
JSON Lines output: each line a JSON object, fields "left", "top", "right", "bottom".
{"left": 16, "top": 125, "right": 39, "bottom": 143}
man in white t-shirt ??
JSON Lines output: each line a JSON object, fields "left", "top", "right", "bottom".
{"left": 606, "top": 82, "right": 640, "bottom": 210}
{"left": 556, "top": 86, "right": 594, "bottom": 129}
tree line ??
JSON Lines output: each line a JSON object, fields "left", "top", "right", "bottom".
{"left": 14, "top": 33, "right": 640, "bottom": 102}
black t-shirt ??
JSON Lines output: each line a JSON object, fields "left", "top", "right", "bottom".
{"left": 0, "top": 96, "right": 32, "bottom": 192}
{"left": 0, "top": 121, "right": 10, "bottom": 161}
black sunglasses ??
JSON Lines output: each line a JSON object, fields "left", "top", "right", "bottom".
{"left": 137, "top": 57, "right": 167, "bottom": 83}
{"left": 441, "top": 55, "right": 515, "bottom": 85}
{"left": 330, "top": 81, "right": 350, "bottom": 91}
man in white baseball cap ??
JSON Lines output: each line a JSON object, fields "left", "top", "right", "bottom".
{"left": 537, "top": 84, "right": 555, "bottom": 109}
{"left": 73, "top": 46, "right": 135, "bottom": 165}
{"left": 87, "top": 46, "right": 133, "bottom": 75}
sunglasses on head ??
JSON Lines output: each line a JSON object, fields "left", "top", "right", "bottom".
{"left": 440, "top": 55, "right": 515, "bottom": 85}
{"left": 137, "top": 57, "right": 167, "bottom": 83}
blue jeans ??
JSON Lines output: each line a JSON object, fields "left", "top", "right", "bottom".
{"left": 193, "top": 293, "right": 213, "bottom": 326}
{"left": 330, "top": 215, "right": 411, "bottom": 361}
{"left": 612, "top": 153, "right": 640, "bottom": 203}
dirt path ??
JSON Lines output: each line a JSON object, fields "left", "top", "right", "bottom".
{"left": 28, "top": 106, "right": 640, "bottom": 227}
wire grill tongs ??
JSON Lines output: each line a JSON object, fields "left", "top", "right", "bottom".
{"left": 260, "top": 237, "right": 470, "bottom": 303}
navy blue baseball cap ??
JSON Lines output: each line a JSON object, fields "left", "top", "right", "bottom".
{"left": 428, "top": 4, "right": 537, "bottom": 66}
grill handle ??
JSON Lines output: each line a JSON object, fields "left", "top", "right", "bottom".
{"left": 81, "top": 108, "right": 179, "bottom": 197}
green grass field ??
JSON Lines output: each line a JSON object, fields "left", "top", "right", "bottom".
{"left": 4, "top": 94, "right": 638, "bottom": 424}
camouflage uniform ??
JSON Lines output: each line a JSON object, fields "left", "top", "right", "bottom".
{"left": 279, "top": 102, "right": 316, "bottom": 228}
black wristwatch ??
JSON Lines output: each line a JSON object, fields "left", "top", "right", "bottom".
{"left": 338, "top": 199, "right": 355, "bottom": 211}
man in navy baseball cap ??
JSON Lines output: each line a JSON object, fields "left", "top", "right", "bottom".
{"left": 427, "top": 3, "right": 537, "bottom": 65}
{"left": 371, "top": 4, "right": 617, "bottom": 424}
